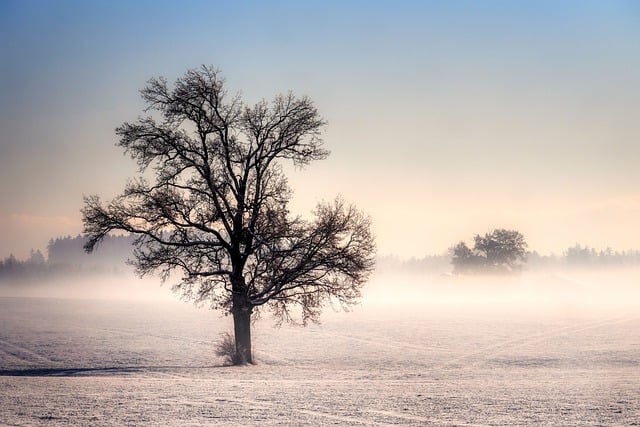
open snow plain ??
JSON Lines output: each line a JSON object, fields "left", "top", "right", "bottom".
{"left": 1, "top": 274, "right": 639, "bottom": 426}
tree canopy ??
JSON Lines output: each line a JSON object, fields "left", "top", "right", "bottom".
{"left": 451, "top": 229, "right": 527, "bottom": 274}
{"left": 82, "top": 66, "right": 376, "bottom": 364}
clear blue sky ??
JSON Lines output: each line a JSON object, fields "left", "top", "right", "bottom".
{"left": 1, "top": 0, "right": 639, "bottom": 259}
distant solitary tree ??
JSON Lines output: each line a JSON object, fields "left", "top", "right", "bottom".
{"left": 82, "top": 66, "right": 376, "bottom": 364}
{"left": 452, "top": 229, "right": 527, "bottom": 274}
{"left": 451, "top": 241, "right": 484, "bottom": 274}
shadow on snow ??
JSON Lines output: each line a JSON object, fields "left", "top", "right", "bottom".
{"left": 0, "top": 365, "right": 228, "bottom": 377}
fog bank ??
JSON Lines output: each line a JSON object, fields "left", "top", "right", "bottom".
{"left": 364, "top": 268, "right": 640, "bottom": 317}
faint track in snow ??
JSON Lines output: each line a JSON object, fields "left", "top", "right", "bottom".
{"left": 364, "top": 409, "right": 431, "bottom": 424}
{"left": 295, "top": 408, "right": 387, "bottom": 425}
{"left": 0, "top": 338, "right": 56, "bottom": 365}
{"left": 55, "top": 324, "right": 214, "bottom": 348}
{"left": 0, "top": 347, "right": 33, "bottom": 366}
{"left": 212, "top": 393, "right": 426, "bottom": 426}
{"left": 310, "top": 329, "right": 441, "bottom": 356}
{"left": 439, "top": 315, "right": 639, "bottom": 370}
{"left": 93, "top": 326, "right": 213, "bottom": 346}
{"left": 322, "top": 315, "right": 640, "bottom": 366}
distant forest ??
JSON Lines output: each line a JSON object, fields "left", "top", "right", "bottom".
{"left": 1, "top": 236, "right": 640, "bottom": 283}
{"left": 0, "top": 235, "right": 136, "bottom": 282}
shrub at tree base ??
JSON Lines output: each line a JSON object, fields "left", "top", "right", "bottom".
{"left": 215, "top": 332, "right": 249, "bottom": 366}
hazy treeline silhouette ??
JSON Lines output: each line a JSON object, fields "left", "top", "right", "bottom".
{"left": 377, "top": 245, "right": 640, "bottom": 276}
{"left": 2, "top": 236, "right": 640, "bottom": 284}
{"left": 47, "top": 235, "right": 134, "bottom": 267}
{"left": 562, "top": 244, "right": 640, "bottom": 267}
{"left": 0, "top": 235, "right": 135, "bottom": 282}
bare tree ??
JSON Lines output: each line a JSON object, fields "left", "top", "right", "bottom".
{"left": 82, "top": 66, "right": 376, "bottom": 364}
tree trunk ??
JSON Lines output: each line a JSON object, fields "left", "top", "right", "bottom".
{"left": 232, "top": 301, "right": 253, "bottom": 365}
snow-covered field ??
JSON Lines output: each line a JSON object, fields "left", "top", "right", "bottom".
{"left": 1, "top": 276, "right": 639, "bottom": 426}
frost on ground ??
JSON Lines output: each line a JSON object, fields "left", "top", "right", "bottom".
{"left": 0, "top": 290, "right": 639, "bottom": 426}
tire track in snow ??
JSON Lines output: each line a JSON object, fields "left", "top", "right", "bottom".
{"left": 316, "top": 315, "right": 637, "bottom": 372}
{"left": 87, "top": 326, "right": 213, "bottom": 346}
{"left": 296, "top": 408, "right": 386, "bottom": 425}
{"left": 217, "top": 396, "right": 373, "bottom": 425}
{"left": 0, "top": 347, "right": 33, "bottom": 365}
{"left": 308, "top": 328, "right": 443, "bottom": 356}
{"left": 438, "top": 315, "right": 639, "bottom": 370}
{"left": 220, "top": 395, "right": 423, "bottom": 426}
{"left": 84, "top": 326, "right": 291, "bottom": 366}
{"left": 364, "top": 409, "right": 431, "bottom": 424}
{"left": 0, "top": 338, "right": 56, "bottom": 365}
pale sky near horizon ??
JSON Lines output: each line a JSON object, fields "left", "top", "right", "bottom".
{"left": 1, "top": 0, "right": 639, "bottom": 260}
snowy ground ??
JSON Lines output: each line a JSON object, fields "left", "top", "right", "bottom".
{"left": 1, "top": 276, "right": 639, "bottom": 426}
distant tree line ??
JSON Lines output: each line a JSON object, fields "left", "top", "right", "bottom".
{"left": 0, "top": 235, "right": 135, "bottom": 282}
{"left": 0, "top": 250, "right": 47, "bottom": 281}
{"left": 530, "top": 244, "right": 640, "bottom": 269}
{"left": 376, "top": 238, "right": 640, "bottom": 276}
{"left": 47, "top": 234, "right": 134, "bottom": 267}
{"left": 3, "top": 233, "right": 640, "bottom": 283}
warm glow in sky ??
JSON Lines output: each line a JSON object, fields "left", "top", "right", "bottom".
{"left": 1, "top": 1, "right": 639, "bottom": 259}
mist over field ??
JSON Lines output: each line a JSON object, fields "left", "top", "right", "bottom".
{"left": 3, "top": 242, "right": 639, "bottom": 315}
{"left": 1, "top": 236, "right": 638, "bottom": 425}
{"left": 1, "top": 266, "right": 639, "bottom": 425}
{"left": 2, "top": 264, "right": 639, "bottom": 315}
{"left": 368, "top": 268, "right": 640, "bottom": 316}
